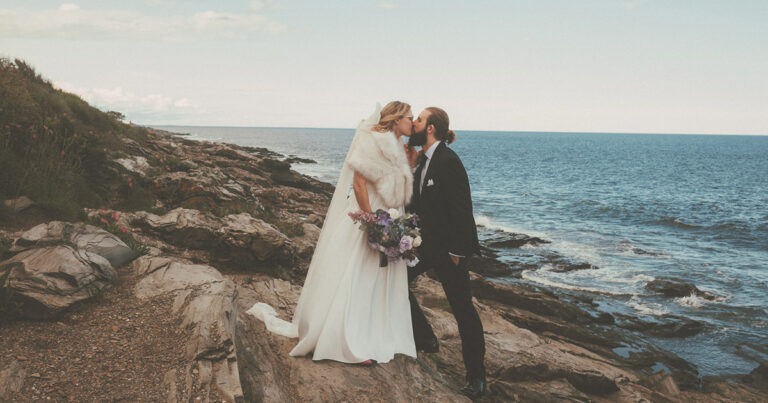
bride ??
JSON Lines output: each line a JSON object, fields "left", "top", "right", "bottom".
{"left": 249, "top": 101, "right": 418, "bottom": 364}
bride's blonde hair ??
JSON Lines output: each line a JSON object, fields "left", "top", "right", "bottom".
{"left": 371, "top": 101, "right": 411, "bottom": 133}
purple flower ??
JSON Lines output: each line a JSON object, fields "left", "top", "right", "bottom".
{"left": 399, "top": 236, "right": 413, "bottom": 253}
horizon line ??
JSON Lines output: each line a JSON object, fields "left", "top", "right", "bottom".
{"left": 145, "top": 123, "right": 768, "bottom": 137}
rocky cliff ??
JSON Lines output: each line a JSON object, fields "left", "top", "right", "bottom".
{"left": 1, "top": 128, "right": 766, "bottom": 402}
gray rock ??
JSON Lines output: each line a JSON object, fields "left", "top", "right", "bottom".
{"left": 0, "top": 360, "right": 26, "bottom": 398}
{"left": 289, "top": 223, "right": 321, "bottom": 258}
{"left": 11, "top": 221, "right": 137, "bottom": 269}
{"left": 133, "top": 257, "right": 243, "bottom": 402}
{"left": 0, "top": 245, "right": 118, "bottom": 319}
{"left": 114, "top": 156, "right": 151, "bottom": 176}
{"left": 645, "top": 277, "right": 717, "bottom": 300}
{"left": 129, "top": 209, "right": 295, "bottom": 275}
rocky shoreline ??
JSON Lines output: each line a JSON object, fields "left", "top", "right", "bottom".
{"left": 1, "top": 128, "right": 766, "bottom": 402}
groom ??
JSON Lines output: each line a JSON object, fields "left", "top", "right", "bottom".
{"left": 407, "top": 107, "right": 486, "bottom": 398}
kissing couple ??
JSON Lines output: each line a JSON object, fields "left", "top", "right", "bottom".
{"left": 249, "top": 101, "right": 486, "bottom": 397}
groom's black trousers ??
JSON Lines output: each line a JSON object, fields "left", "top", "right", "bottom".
{"left": 408, "top": 253, "right": 486, "bottom": 380}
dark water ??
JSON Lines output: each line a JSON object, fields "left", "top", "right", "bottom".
{"left": 156, "top": 126, "right": 768, "bottom": 376}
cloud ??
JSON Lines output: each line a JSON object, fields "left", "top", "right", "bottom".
{"left": 59, "top": 4, "right": 80, "bottom": 12}
{"left": 623, "top": 0, "right": 648, "bottom": 10}
{"left": 0, "top": 4, "right": 286, "bottom": 41}
{"left": 144, "top": 0, "right": 177, "bottom": 6}
{"left": 55, "top": 82, "right": 199, "bottom": 120}
{"left": 376, "top": 2, "right": 399, "bottom": 10}
{"left": 250, "top": 0, "right": 278, "bottom": 11}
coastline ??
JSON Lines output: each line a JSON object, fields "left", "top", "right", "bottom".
{"left": 2, "top": 127, "right": 766, "bottom": 401}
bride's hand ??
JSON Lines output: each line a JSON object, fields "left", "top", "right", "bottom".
{"left": 406, "top": 146, "right": 422, "bottom": 168}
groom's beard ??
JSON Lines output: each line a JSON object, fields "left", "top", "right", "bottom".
{"left": 409, "top": 128, "right": 427, "bottom": 147}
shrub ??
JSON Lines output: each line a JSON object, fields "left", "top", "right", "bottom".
{"left": 88, "top": 211, "right": 149, "bottom": 256}
{"left": 0, "top": 57, "right": 153, "bottom": 223}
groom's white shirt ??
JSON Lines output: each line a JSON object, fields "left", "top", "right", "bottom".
{"left": 419, "top": 140, "right": 464, "bottom": 259}
{"left": 420, "top": 140, "right": 441, "bottom": 194}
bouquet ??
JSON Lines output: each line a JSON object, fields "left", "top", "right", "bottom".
{"left": 348, "top": 208, "right": 421, "bottom": 267}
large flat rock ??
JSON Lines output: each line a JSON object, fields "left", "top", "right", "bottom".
{"left": 1, "top": 245, "right": 118, "bottom": 319}
{"left": 11, "top": 221, "right": 137, "bottom": 269}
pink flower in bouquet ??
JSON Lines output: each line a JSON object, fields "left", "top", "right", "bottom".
{"left": 112, "top": 212, "right": 119, "bottom": 221}
{"left": 99, "top": 209, "right": 108, "bottom": 216}
{"left": 348, "top": 210, "right": 376, "bottom": 223}
{"left": 129, "top": 183, "right": 133, "bottom": 189}
{"left": 100, "top": 218, "right": 108, "bottom": 224}
{"left": 120, "top": 227, "right": 127, "bottom": 233}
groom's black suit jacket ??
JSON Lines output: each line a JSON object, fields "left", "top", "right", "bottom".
{"left": 409, "top": 141, "right": 480, "bottom": 260}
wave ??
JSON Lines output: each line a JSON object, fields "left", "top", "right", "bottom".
{"left": 674, "top": 293, "right": 709, "bottom": 308}
{"left": 521, "top": 269, "right": 636, "bottom": 296}
{"left": 656, "top": 217, "right": 705, "bottom": 229}
{"left": 475, "top": 215, "right": 549, "bottom": 239}
{"left": 655, "top": 217, "right": 756, "bottom": 238}
{"left": 627, "top": 295, "right": 669, "bottom": 316}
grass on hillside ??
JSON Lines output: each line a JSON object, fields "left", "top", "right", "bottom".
{"left": 0, "top": 58, "right": 152, "bottom": 225}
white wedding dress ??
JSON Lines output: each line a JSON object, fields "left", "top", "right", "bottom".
{"left": 248, "top": 105, "right": 416, "bottom": 364}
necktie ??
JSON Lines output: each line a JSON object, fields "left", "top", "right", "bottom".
{"left": 417, "top": 153, "right": 428, "bottom": 194}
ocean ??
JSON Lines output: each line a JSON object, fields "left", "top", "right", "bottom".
{"left": 155, "top": 125, "right": 768, "bottom": 376}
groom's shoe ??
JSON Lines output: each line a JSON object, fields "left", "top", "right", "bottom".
{"left": 460, "top": 377, "right": 486, "bottom": 398}
{"left": 415, "top": 335, "right": 439, "bottom": 353}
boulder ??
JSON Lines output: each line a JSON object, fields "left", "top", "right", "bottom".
{"left": 746, "top": 362, "right": 768, "bottom": 388}
{"left": 645, "top": 277, "right": 717, "bottom": 300}
{"left": 133, "top": 257, "right": 243, "bottom": 402}
{"left": 129, "top": 208, "right": 220, "bottom": 249}
{"left": 615, "top": 314, "right": 709, "bottom": 338}
{"left": 129, "top": 208, "right": 296, "bottom": 275}
{"left": 0, "top": 360, "right": 26, "bottom": 398}
{"left": 114, "top": 156, "right": 151, "bottom": 177}
{"left": 284, "top": 156, "right": 317, "bottom": 164}
{"left": 547, "top": 262, "right": 600, "bottom": 273}
{"left": 291, "top": 223, "right": 321, "bottom": 258}
{"left": 11, "top": 221, "right": 137, "bottom": 269}
{"left": 150, "top": 168, "right": 250, "bottom": 210}
{"left": 0, "top": 246, "right": 118, "bottom": 319}
{"left": 486, "top": 232, "right": 551, "bottom": 249}
{"left": 465, "top": 246, "right": 514, "bottom": 277}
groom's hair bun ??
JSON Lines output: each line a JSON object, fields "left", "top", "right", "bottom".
{"left": 426, "top": 107, "right": 456, "bottom": 144}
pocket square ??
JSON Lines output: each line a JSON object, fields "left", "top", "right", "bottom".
{"left": 426, "top": 179, "right": 435, "bottom": 187}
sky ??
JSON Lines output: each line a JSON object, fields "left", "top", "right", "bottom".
{"left": 1, "top": 1, "right": 766, "bottom": 134}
